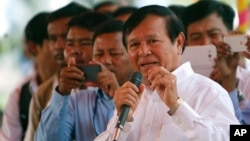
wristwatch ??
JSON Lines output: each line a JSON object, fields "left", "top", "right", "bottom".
{"left": 167, "top": 97, "right": 184, "bottom": 116}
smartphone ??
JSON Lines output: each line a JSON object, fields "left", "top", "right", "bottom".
{"left": 77, "top": 64, "right": 101, "bottom": 82}
{"left": 223, "top": 35, "right": 247, "bottom": 52}
{"left": 182, "top": 45, "right": 217, "bottom": 77}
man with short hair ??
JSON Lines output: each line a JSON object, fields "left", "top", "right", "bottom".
{"left": 113, "top": 6, "right": 138, "bottom": 22}
{"left": 0, "top": 12, "right": 57, "bottom": 141}
{"left": 94, "top": 1, "right": 119, "bottom": 15}
{"left": 95, "top": 5, "right": 239, "bottom": 141}
{"left": 182, "top": 0, "right": 250, "bottom": 124}
{"left": 24, "top": 2, "right": 90, "bottom": 141}
{"left": 35, "top": 15, "right": 134, "bottom": 140}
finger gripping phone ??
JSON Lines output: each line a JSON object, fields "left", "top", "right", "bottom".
{"left": 77, "top": 64, "right": 101, "bottom": 82}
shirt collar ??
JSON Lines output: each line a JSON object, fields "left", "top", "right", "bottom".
{"left": 96, "top": 88, "right": 112, "bottom": 100}
{"left": 29, "top": 72, "right": 39, "bottom": 95}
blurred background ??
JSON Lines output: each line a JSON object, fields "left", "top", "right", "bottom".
{"left": 0, "top": 0, "right": 248, "bottom": 121}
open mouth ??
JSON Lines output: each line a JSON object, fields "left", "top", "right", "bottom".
{"left": 140, "top": 62, "right": 158, "bottom": 69}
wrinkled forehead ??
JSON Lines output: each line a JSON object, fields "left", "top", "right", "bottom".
{"left": 94, "top": 32, "right": 125, "bottom": 50}
{"left": 187, "top": 13, "right": 229, "bottom": 35}
{"left": 126, "top": 15, "right": 167, "bottom": 39}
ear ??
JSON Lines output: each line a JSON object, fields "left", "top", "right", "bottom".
{"left": 26, "top": 41, "right": 39, "bottom": 57}
{"left": 175, "top": 32, "right": 185, "bottom": 55}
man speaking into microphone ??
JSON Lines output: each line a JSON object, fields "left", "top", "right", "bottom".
{"left": 94, "top": 5, "right": 239, "bottom": 141}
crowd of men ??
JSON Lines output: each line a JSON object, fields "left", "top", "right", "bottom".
{"left": 1, "top": 1, "right": 250, "bottom": 141}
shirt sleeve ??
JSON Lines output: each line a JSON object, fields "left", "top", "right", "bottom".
{"left": 0, "top": 88, "right": 23, "bottom": 141}
{"left": 170, "top": 90, "right": 240, "bottom": 141}
{"left": 228, "top": 89, "right": 244, "bottom": 124}
{"left": 34, "top": 88, "right": 73, "bottom": 141}
{"left": 94, "top": 112, "right": 132, "bottom": 141}
{"left": 240, "top": 99, "right": 250, "bottom": 124}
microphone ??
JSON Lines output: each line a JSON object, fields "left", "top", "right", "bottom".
{"left": 113, "top": 72, "right": 142, "bottom": 141}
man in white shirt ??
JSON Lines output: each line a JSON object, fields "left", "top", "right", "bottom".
{"left": 94, "top": 5, "right": 239, "bottom": 141}
{"left": 182, "top": 0, "right": 250, "bottom": 124}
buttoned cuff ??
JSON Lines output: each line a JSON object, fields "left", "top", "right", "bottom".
{"left": 171, "top": 101, "right": 201, "bottom": 129}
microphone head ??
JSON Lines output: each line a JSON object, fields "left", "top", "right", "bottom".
{"left": 130, "top": 72, "right": 142, "bottom": 87}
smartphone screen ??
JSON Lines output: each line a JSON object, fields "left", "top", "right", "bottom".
{"left": 77, "top": 64, "right": 101, "bottom": 82}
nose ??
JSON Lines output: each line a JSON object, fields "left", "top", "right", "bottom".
{"left": 70, "top": 45, "right": 82, "bottom": 57}
{"left": 200, "top": 36, "right": 212, "bottom": 45}
{"left": 55, "top": 38, "right": 66, "bottom": 49}
{"left": 138, "top": 42, "right": 152, "bottom": 56}
{"left": 101, "top": 53, "right": 112, "bottom": 64}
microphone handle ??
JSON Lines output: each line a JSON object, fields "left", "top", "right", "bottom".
{"left": 113, "top": 72, "right": 142, "bottom": 141}
{"left": 116, "top": 105, "right": 130, "bottom": 129}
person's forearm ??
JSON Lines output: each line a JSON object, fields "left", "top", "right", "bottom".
{"left": 35, "top": 91, "right": 72, "bottom": 141}
{"left": 221, "top": 72, "right": 237, "bottom": 92}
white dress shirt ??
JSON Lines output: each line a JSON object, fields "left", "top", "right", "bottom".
{"left": 94, "top": 62, "right": 239, "bottom": 141}
{"left": 0, "top": 71, "right": 38, "bottom": 141}
{"left": 237, "top": 66, "right": 250, "bottom": 98}
{"left": 245, "top": 58, "right": 250, "bottom": 71}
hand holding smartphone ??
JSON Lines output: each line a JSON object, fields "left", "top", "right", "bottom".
{"left": 223, "top": 34, "right": 248, "bottom": 52}
{"left": 77, "top": 64, "right": 101, "bottom": 82}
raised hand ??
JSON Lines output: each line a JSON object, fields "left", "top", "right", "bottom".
{"left": 147, "top": 66, "right": 179, "bottom": 108}
{"left": 58, "top": 57, "right": 84, "bottom": 95}
{"left": 97, "top": 65, "right": 119, "bottom": 98}
{"left": 210, "top": 40, "right": 239, "bottom": 92}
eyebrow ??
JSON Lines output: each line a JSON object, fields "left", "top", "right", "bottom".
{"left": 207, "top": 28, "right": 222, "bottom": 33}
{"left": 189, "top": 32, "right": 201, "bottom": 37}
{"left": 66, "top": 38, "right": 92, "bottom": 42}
{"left": 128, "top": 34, "right": 159, "bottom": 43}
{"left": 145, "top": 34, "right": 158, "bottom": 39}
{"left": 48, "top": 33, "right": 67, "bottom": 37}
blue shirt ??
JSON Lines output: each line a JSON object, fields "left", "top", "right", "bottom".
{"left": 241, "top": 101, "right": 250, "bottom": 124}
{"left": 229, "top": 89, "right": 245, "bottom": 124}
{"left": 35, "top": 87, "right": 115, "bottom": 141}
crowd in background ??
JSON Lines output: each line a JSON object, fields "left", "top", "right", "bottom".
{"left": 0, "top": 0, "right": 250, "bottom": 141}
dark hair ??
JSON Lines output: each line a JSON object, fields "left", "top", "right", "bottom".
{"left": 122, "top": 5, "right": 185, "bottom": 51}
{"left": 47, "top": 2, "right": 90, "bottom": 23}
{"left": 113, "top": 6, "right": 138, "bottom": 18}
{"left": 67, "top": 12, "right": 110, "bottom": 32}
{"left": 94, "top": 1, "right": 118, "bottom": 11}
{"left": 182, "top": 0, "right": 235, "bottom": 32}
{"left": 24, "top": 12, "right": 50, "bottom": 46}
{"left": 92, "top": 20, "right": 124, "bottom": 46}
{"left": 168, "top": 4, "right": 186, "bottom": 19}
